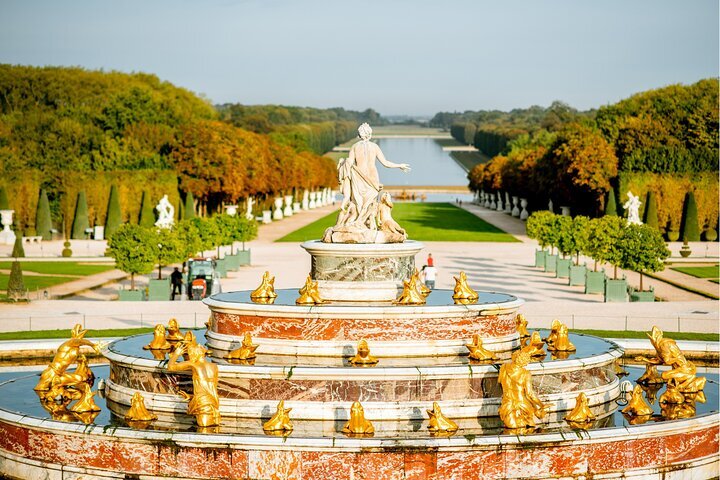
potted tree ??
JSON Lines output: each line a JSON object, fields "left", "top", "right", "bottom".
{"left": 619, "top": 224, "right": 670, "bottom": 302}
{"left": 568, "top": 216, "right": 591, "bottom": 286}
{"left": 235, "top": 216, "right": 258, "bottom": 266}
{"left": 543, "top": 214, "right": 562, "bottom": 274}
{"left": 526, "top": 211, "right": 554, "bottom": 268}
{"left": 584, "top": 217, "right": 615, "bottom": 294}
{"left": 554, "top": 215, "right": 574, "bottom": 278}
{"left": 213, "top": 214, "right": 240, "bottom": 271}
{"left": 602, "top": 217, "right": 629, "bottom": 302}
{"left": 106, "top": 224, "right": 158, "bottom": 301}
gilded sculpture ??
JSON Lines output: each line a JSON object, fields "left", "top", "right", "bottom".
{"left": 168, "top": 342, "right": 220, "bottom": 427}
{"left": 342, "top": 401, "right": 374, "bottom": 435}
{"left": 637, "top": 364, "right": 664, "bottom": 385}
{"left": 67, "top": 382, "right": 101, "bottom": 413}
{"left": 621, "top": 385, "right": 654, "bottom": 417}
{"left": 349, "top": 339, "right": 379, "bottom": 366}
{"left": 545, "top": 319, "right": 562, "bottom": 345}
{"left": 413, "top": 269, "right": 430, "bottom": 297}
{"left": 250, "top": 271, "right": 278, "bottom": 300}
{"left": 515, "top": 314, "right": 530, "bottom": 338}
{"left": 263, "top": 400, "right": 293, "bottom": 433}
{"left": 452, "top": 271, "right": 478, "bottom": 301}
{"left": 547, "top": 324, "right": 575, "bottom": 352}
{"left": 144, "top": 324, "right": 172, "bottom": 350}
{"left": 166, "top": 318, "right": 184, "bottom": 342}
{"left": 125, "top": 392, "right": 157, "bottom": 422}
{"left": 296, "top": 275, "right": 324, "bottom": 305}
{"left": 466, "top": 334, "right": 495, "bottom": 362}
{"left": 395, "top": 274, "right": 426, "bottom": 305}
{"left": 636, "top": 326, "right": 706, "bottom": 393}
{"left": 498, "top": 347, "right": 548, "bottom": 430}
{"left": 35, "top": 324, "right": 101, "bottom": 392}
{"left": 564, "top": 392, "right": 596, "bottom": 425}
{"left": 659, "top": 379, "right": 685, "bottom": 405}
{"left": 225, "top": 332, "right": 259, "bottom": 361}
{"left": 427, "top": 402, "right": 458, "bottom": 434}
{"left": 525, "top": 331, "right": 546, "bottom": 357}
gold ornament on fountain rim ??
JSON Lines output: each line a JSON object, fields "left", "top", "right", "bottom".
{"left": 564, "top": 392, "right": 596, "bottom": 425}
{"left": 166, "top": 318, "right": 184, "bottom": 343}
{"left": 659, "top": 379, "right": 686, "bottom": 405}
{"left": 349, "top": 339, "right": 379, "bottom": 366}
{"left": 515, "top": 314, "right": 530, "bottom": 338}
{"left": 296, "top": 275, "right": 324, "bottom": 305}
{"left": 637, "top": 364, "right": 664, "bottom": 385}
{"left": 168, "top": 341, "right": 220, "bottom": 428}
{"left": 263, "top": 400, "right": 293, "bottom": 433}
{"left": 34, "top": 324, "right": 101, "bottom": 392}
{"left": 251, "top": 271, "right": 278, "bottom": 300}
{"left": 547, "top": 323, "right": 575, "bottom": 352}
{"left": 413, "top": 269, "right": 431, "bottom": 297}
{"left": 125, "top": 392, "right": 157, "bottom": 422}
{"left": 225, "top": 332, "right": 259, "bottom": 361}
{"left": 427, "top": 402, "right": 458, "bottom": 434}
{"left": 452, "top": 271, "right": 478, "bottom": 301}
{"left": 636, "top": 326, "right": 706, "bottom": 393}
{"left": 395, "top": 274, "right": 426, "bottom": 305}
{"left": 68, "top": 382, "right": 101, "bottom": 413}
{"left": 545, "top": 319, "right": 562, "bottom": 345}
{"left": 466, "top": 334, "right": 495, "bottom": 362}
{"left": 525, "top": 331, "right": 546, "bottom": 357}
{"left": 342, "top": 401, "right": 374, "bottom": 436}
{"left": 621, "top": 385, "right": 654, "bottom": 417}
{"left": 144, "top": 324, "right": 173, "bottom": 350}
{"left": 498, "top": 346, "right": 549, "bottom": 430}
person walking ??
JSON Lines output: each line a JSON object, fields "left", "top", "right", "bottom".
{"left": 171, "top": 267, "right": 184, "bottom": 300}
{"left": 427, "top": 253, "right": 434, "bottom": 267}
{"left": 423, "top": 263, "right": 437, "bottom": 290}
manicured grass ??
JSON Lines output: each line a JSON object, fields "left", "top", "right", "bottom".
{"left": 450, "top": 150, "right": 491, "bottom": 171}
{"left": 0, "top": 327, "right": 156, "bottom": 341}
{"left": 276, "top": 202, "right": 518, "bottom": 243}
{"left": 670, "top": 265, "right": 719, "bottom": 279}
{"left": 0, "top": 261, "right": 115, "bottom": 276}
{"left": 0, "top": 275, "right": 77, "bottom": 291}
{"left": 574, "top": 329, "right": 718, "bottom": 342}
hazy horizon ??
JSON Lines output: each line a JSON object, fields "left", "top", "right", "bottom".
{"left": 1, "top": 0, "right": 717, "bottom": 116}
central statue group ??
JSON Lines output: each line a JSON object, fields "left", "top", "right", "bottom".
{"left": 322, "top": 123, "right": 411, "bottom": 244}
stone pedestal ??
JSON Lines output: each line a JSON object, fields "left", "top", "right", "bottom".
{"left": 301, "top": 240, "right": 424, "bottom": 301}
{"left": 273, "top": 197, "right": 284, "bottom": 220}
{"left": 309, "top": 192, "right": 316, "bottom": 209}
{"left": 0, "top": 210, "right": 16, "bottom": 246}
{"left": 504, "top": 192, "right": 512, "bottom": 214}
{"left": 511, "top": 196, "right": 520, "bottom": 217}
{"left": 302, "top": 190, "right": 309, "bottom": 210}
{"left": 224, "top": 205, "right": 238, "bottom": 216}
{"left": 261, "top": 210, "right": 272, "bottom": 224}
{"left": 495, "top": 193, "right": 503, "bottom": 212}
{"left": 283, "top": 195, "right": 294, "bottom": 217}
{"left": 520, "top": 198, "right": 529, "bottom": 220}
{"left": 293, "top": 201, "right": 301, "bottom": 213}
{"left": 560, "top": 206, "right": 571, "bottom": 216}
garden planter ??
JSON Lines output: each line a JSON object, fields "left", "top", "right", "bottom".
{"left": 534, "top": 250, "right": 546, "bottom": 268}
{"left": 569, "top": 264, "right": 587, "bottom": 286}
{"left": 556, "top": 258, "right": 571, "bottom": 278}
{"left": 604, "top": 277, "right": 628, "bottom": 302}
{"left": 544, "top": 254, "right": 558, "bottom": 274}
{"left": 215, "top": 258, "right": 228, "bottom": 278}
{"left": 118, "top": 289, "right": 143, "bottom": 301}
{"left": 236, "top": 249, "right": 251, "bottom": 266}
{"left": 147, "top": 278, "right": 170, "bottom": 301}
{"left": 667, "top": 231, "right": 680, "bottom": 242}
{"left": 585, "top": 270, "right": 605, "bottom": 294}
{"left": 679, "top": 242, "right": 692, "bottom": 258}
{"left": 630, "top": 288, "right": 655, "bottom": 302}
{"left": 224, "top": 254, "right": 240, "bottom": 271}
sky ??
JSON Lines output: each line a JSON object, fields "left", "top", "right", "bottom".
{"left": 0, "top": 0, "right": 717, "bottom": 116}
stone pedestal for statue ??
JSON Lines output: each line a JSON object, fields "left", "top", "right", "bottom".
{"left": 504, "top": 192, "right": 512, "bottom": 214}
{"left": 489, "top": 194, "right": 496, "bottom": 209}
{"left": 273, "top": 198, "right": 284, "bottom": 220}
{"left": 224, "top": 205, "right": 238, "bottom": 216}
{"left": 0, "top": 210, "right": 16, "bottom": 246}
{"left": 309, "top": 192, "right": 316, "bottom": 209}
{"left": 302, "top": 190, "right": 309, "bottom": 210}
{"left": 520, "top": 198, "right": 529, "bottom": 221}
{"left": 560, "top": 206, "right": 571, "bottom": 216}
{"left": 262, "top": 210, "right": 272, "bottom": 224}
{"left": 496, "top": 193, "right": 504, "bottom": 212}
{"left": 511, "top": 196, "right": 520, "bottom": 217}
{"left": 548, "top": 199, "right": 554, "bottom": 213}
{"left": 293, "top": 202, "right": 301, "bottom": 213}
{"left": 283, "top": 196, "right": 294, "bottom": 217}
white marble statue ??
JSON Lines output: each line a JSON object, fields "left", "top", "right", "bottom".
{"left": 273, "top": 197, "right": 284, "bottom": 220}
{"left": 155, "top": 195, "right": 175, "bottom": 229}
{"left": 224, "top": 205, "right": 238, "bottom": 216}
{"left": 624, "top": 191, "right": 642, "bottom": 225}
{"left": 302, "top": 190, "right": 310, "bottom": 210}
{"left": 0, "top": 210, "right": 16, "bottom": 246}
{"left": 323, "top": 123, "right": 411, "bottom": 243}
{"left": 245, "top": 197, "right": 255, "bottom": 220}
{"left": 283, "top": 195, "right": 294, "bottom": 217}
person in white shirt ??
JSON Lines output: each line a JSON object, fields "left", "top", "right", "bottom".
{"left": 422, "top": 264, "right": 437, "bottom": 290}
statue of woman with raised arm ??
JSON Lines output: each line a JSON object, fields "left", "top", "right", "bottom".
{"left": 324, "top": 123, "right": 411, "bottom": 243}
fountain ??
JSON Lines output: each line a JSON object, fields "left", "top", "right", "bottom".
{"left": 0, "top": 124, "right": 716, "bottom": 479}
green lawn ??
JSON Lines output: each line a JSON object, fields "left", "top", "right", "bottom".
{"left": 0, "top": 261, "right": 115, "bottom": 276}
{"left": 670, "top": 265, "right": 719, "bottom": 280}
{"left": 450, "top": 151, "right": 491, "bottom": 172}
{"left": 573, "top": 329, "right": 717, "bottom": 342}
{"left": 0, "top": 274, "right": 77, "bottom": 291}
{"left": 276, "top": 202, "right": 518, "bottom": 243}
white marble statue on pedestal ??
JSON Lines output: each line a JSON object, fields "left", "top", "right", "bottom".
{"left": 0, "top": 210, "right": 16, "bottom": 246}
{"left": 273, "top": 197, "right": 284, "bottom": 220}
{"left": 511, "top": 196, "right": 520, "bottom": 217}
{"left": 624, "top": 191, "right": 642, "bottom": 225}
{"left": 520, "top": 198, "right": 529, "bottom": 220}
{"left": 224, "top": 205, "right": 238, "bottom": 216}
{"left": 309, "top": 192, "right": 316, "bottom": 209}
{"left": 322, "top": 123, "right": 411, "bottom": 244}
{"left": 496, "top": 192, "right": 504, "bottom": 211}
{"left": 283, "top": 195, "right": 294, "bottom": 217}
{"left": 245, "top": 197, "right": 255, "bottom": 220}
{"left": 302, "top": 190, "right": 309, "bottom": 210}
{"left": 504, "top": 192, "right": 512, "bottom": 214}
{"left": 155, "top": 195, "right": 175, "bottom": 229}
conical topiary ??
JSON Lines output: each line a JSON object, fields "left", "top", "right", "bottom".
{"left": 7, "top": 261, "right": 25, "bottom": 300}
{"left": 604, "top": 187, "right": 617, "bottom": 216}
{"left": 0, "top": 186, "right": 9, "bottom": 210}
{"left": 11, "top": 234, "right": 24, "bottom": 258}
{"left": 183, "top": 192, "right": 195, "bottom": 220}
{"left": 71, "top": 191, "right": 90, "bottom": 239}
{"left": 680, "top": 191, "right": 700, "bottom": 242}
{"left": 104, "top": 185, "right": 123, "bottom": 238}
{"left": 35, "top": 189, "right": 53, "bottom": 241}
{"left": 643, "top": 191, "right": 658, "bottom": 230}
{"left": 138, "top": 191, "right": 156, "bottom": 228}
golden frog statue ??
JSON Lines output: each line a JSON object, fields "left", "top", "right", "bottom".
{"left": 35, "top": 324, "right": 101, "bottom": 392}
{"left": 515, "top": 314, "right": 530, "bottom": 338}
{"left": 545, "top": 319, "right": 562, "bottom": 345}
{"left": 225, "top": 332, "right": 259, "bottom": 361}
{"left": 564, "top": 392, "right": 596, "bottom": 424}
{"left": 525, "top": 331, "right": 546, "bottom": 357}
{"left": 342, "top": 401, "right": 374, "bottom": 436}
{"left": 349, "top": 339, "right": 378, "bottom": 366}
{"left": 427, "top": 402, "right": 458, "bottom": 434}
{"left": 395, "top": 274, "right": 425, "bottom": 305}
{"left": 125, "top": 392, "right": 157, "bottom": 422}
{"left": 466, "top": 334, "right": 495, "bottom": 361}
{"left": 296, "top": 275, "right": 324, "bottom": 305}
{"left": 659, "top": 379, "right": 685, "bottom": 405}
{"left": 263, "top": 400, "right": 293, "bottom": 433}
{"left": 498, "top": 347, "right": 548, "bottom": 429}
{"left": 166, "top": 318, "right": 185, "bottom": 343}
{"left": 168, "top": 342, "right": 220, "bottom": 427}
{"left": 251, "top": 271, "right": 278, "bottom": 300}
{"left": 452, "top": 271, "right": 478, "bottom": 301}
{"left": 68, "top": 382, "right": 101, "bottom": 413}
{"left": 547, "top": 324, "right": 575, "bottom": 352}
{"left": 413, "top": 269, "right": 431, "bottom": 297}
{"left": 144, "top": 324, "right": 172, "bottom": 350}
{"left": 621, "top": 385, "right": 654, "bottom": 417}
{"left": 636, "top": 326, "right": 706, "bottom": 393}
